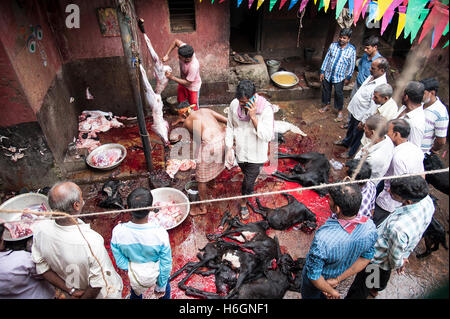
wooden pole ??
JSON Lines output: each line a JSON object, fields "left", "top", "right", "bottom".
{"left": 116, "top": 1, "right": 153, "bottom": 172}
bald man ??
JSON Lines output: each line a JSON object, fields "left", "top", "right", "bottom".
{"left": 31, "top": 181, "right": 123, "bottom": 299}
{"left": 172, "top": 108, "right": 228, "bottom": 215}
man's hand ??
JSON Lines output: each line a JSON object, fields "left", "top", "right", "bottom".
{"left": 246, "top": 98, "right": 257, "bottom": 120}
{"left": 319, "top": 73, "right": 324, "bottom": 82}
{"left": 323, "top": 289, "right": 341, "bottom": 299}
{"left": 326, "top": 277, "right": 339, "bottom": 288}
{"left": 154, "top": 290, "right": 166, "bottom": 299}
{"left": 165, "top": 71, "right": 173, "bottom": 80}
{"left": 344, "top": 79, "right": 350, "bottom": 86}
{"left": 397, "top": 258, "right": 409, "bottom": 275}
{"left": 357, "top": 122, "right": 365, "bottom": 131}
{"left": 225, "top": 148, "right": 235, "bottom": 166}
{"left": 162, "top": 55, "right": 169, "bottom": 63}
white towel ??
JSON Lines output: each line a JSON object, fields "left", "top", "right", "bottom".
{"left": 128, "top": 261, "right": 160, "bottom": 297}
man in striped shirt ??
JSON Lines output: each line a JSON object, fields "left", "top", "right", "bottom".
{"left": 419, "top": 78, "right": 449, "bottom": 155}
{"left": 301, "top": 184, "right": 377, "bottom": 299}
{"left": 319, "top": 28, "right": 356, "bottom": 122}
{"left": 345, "top": 176, "right": 434, "bottom": 298}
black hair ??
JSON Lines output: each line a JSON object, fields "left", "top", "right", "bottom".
{"left": 345, "top": 159, "right": 372, "bottom": 185}
{"left": 420, "top": 77, "right": 439, "bottom": 94}
{"left": 328, "top": 184, "right": 362, "bottom": 217}
{"left": 127, "top": 187, "right": 153, "bottom": 219}
{"left": 363, "top": 35, "right": 379, "bottom": 47}
{"left": 340, "top": 28, "right": 352, "bottom": 38}
{"left": 405, "top": 81, "right": 425, "bottom": 104}
{"left": 235, "top": 80, "right": 256, "bottom": 99}
{"left": 389, "top": 176, "right": 429, "bottom": 203}
{"left": 389, "top": 119, "right": 410, "bottom": 139}
{"left": 178, "top": 45, "right": 194, "bottom": 58}
{"left": 177, "top": 100, "right": 191, "bottom": 110}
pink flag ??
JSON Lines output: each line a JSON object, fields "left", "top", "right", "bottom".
{"left": 418, "top": 1, "right": 449, "bottom": 48}
{"left": 248, "top": 0, "right": 255, "bottom": 8}
{"left": 299, "top": 0, "right": 310, "bottom": 12}
{"left": 353, "top": 0, "right": 366, "bottom": 25}
{"left": 280, "top": 0, "right": 289, "bottom": 8}
{"left": 381, "top": 0, "right": 403, "bottom": 35}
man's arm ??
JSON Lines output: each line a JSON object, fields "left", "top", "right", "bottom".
{"left": 41, "top": 269, "right": 84, "bottom": 298}
{"left": 431, "top": 136, "right": 446, "bottom": 154}
{"left": 162, "top": 39, "right": 185, "bottom": 62}
{"left": 320, "top": 47, "right": 332, "bottom": 81}
{"left": 326, "top": 257, "right": 371, "bottom": 288}
{"left": 210, "top": 109, "right": 228, "bottom": 124}
{"left": 165, "top": 72, "right": 192, "bottom": 87}
{"left": 310, "top": 276, "right": 341, "bottom": 299}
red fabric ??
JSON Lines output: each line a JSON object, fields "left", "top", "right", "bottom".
{"left": 177, "top": 84, "right": 199, "bottom": 110}
{"left": 338, "top": 215, "right": 369, "bottom": 234}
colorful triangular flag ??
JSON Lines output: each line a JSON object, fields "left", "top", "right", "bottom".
{"left": 376, "top": 0, "right": 394, "bottom": 21}
{"left": 299, "top": 0, "right": 310, "bottom": 12}
{"left": 269, "top": 0, "right": 278, "bottom": 10}
{"left": 380, "top": 0, "right": 403, "bottom": 35}
{"left": 280, "top": 0, "right": 289, "bottom": 8}
{"left": 257, "top": 0, "right": 265, "bottom": 9}
{"left": 289, "top": 0, "right": 300, "bottom": 9}
{"left": 335, "top": 0, "right": 348, "bottom": 18}
{"left": 237, "top": 0, "right": 244, "bottom": 7}
{"left": 248, "top": 0, "right": 256, "bottom": 8}
{"left": 418, "top": 1, "right": 449, "bottom": 48}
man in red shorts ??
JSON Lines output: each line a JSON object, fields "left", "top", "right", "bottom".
{"left": 163, "top": 39, "right": 202, "bottom": 125}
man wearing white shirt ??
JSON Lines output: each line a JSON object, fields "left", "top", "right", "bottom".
{"left": 373, "top": 119, "right": 425, "bottom": 226}
{"left": 225, "top": 80, "right": 274, "bottom": 220}
{"left": 360, "top": 83, "right": 398, "bottom": 148}
{"left": 334, "top": 57, "right": 389, "bottom": 158}
{"left": 354, "top": 114, "right": 394, "bottom": 187}
{"left": 396, "top": 81, "right": 426, "bottom": 148}
{"left": 419, "top": 77, "right": 449, "bottom": 155}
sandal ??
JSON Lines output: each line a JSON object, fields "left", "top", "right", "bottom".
{"left": 334, "top": 114, "right": 344, "bottom": 122}
{"left": 319, "top": 106, "right": 330, "bottom": 113}
{"left": 239, "top": 206, "right": 250, "bottom": 220}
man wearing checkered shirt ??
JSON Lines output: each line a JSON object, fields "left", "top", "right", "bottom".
{"left": 319, "top": 28, "right": 356, "bottom": 122}
{"left": 344, "top": 176, "right": 434, "bottom": 299}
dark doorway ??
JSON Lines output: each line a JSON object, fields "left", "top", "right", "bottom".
{"left": 229, "top": 2, "right": 262, "bottom": 53}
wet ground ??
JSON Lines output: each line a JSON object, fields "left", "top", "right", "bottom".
{"left": 1, "top": 92, "right": 447, "bottom": 299}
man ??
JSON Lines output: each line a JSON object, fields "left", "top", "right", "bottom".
{"left": 354, "top": 114, "right": 394, "bottom": 187}
{"left": 225, "top": 80, "right": 274, "bottom": 220}
{"left": 419, "top": 77, "right": 449, "bottom": 155}
{"left": 180, "top": 107, "right": 229, "bottom": 215}
{"left": 301, "top": 184, "right": 377, "bottom": 299}
{"left": 319, "top": 28, "right": 356, "bottom": 122}
{"left": 342, "top": 35, "right": 383, "bottom": 130}
{"left": 334, "top": 57, "right": 389, "bottom": 158}
{"left": 31, "top": 181, "right": 123, "bottom": 299}
{"left": 396, "top": 81, "right": 426, "bottom": 148}
{"left": 163, "top": 39, "right": 202, "bottom": 124}
{"left": 345, "top": 176, "right": 434, "bottom": 299}
{"left": 373, "top": 119, "right": 425, "bottom": 226}
{"left": 111, "top": 188, "right": 172, "bottom": 299}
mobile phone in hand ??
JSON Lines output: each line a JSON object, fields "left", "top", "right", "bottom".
{"left": 245, "top": 96, "right": 256, "bottom": 109}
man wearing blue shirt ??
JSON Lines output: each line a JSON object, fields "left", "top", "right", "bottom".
{"left": 319, "top": 28, "right": 356, "bottom": 123}
{"left": 301, "top": 184, "right": 378, "bottom": 299}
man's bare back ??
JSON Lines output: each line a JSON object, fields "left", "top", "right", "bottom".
{"left": 183, "top": 108, "right": 227, "bottom": 143}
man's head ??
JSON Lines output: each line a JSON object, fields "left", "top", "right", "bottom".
{"left": 345, "top": 159, "right": 372, "bottom": 186}
{"left": 328, "top": 184, "right": 362, "bottom": 218}
{"left": 338, "top": 28, "right": 352, "bottom": 46}
{"left": 387, "top": 119, "right": 410, "bottom": 145}
{"left": 389, "top": 175, "right": 429, "bottom": 206}
{"left": 364, "top": 114, "right": 388, "bottom": 141}
{"left": 48, "top": 181, "right": 84, "bottom": 215}
{"left": 178, "top": 44, "right": 194, "bottom": 63}
{"left": 235, "top": 79, "right": 256, "bottom": 108}
{"left": 127, "top": 187, "right": 153, "bottom": 220}
{"left": 402, "top": 81, "right": 425, "bottom": 106}
{"left": 373, "top": 83, "right": 393, "bottom": 106}
{"left": 363, "top": 35, "right": 379, "bottom": 57}
{"left": 176, "top": 100, "right": 194, "bottom": 118}
{"left": 370, "top": 57, "right": 388, "bottom": 79}
{"left": 420, "top": 77, "right": 439, "bottom": 104}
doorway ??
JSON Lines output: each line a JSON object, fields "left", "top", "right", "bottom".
{"left": 229, "top": 2, "right": 262, "bottom": 53}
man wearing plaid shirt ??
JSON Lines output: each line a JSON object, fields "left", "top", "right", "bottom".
{"left": 319, "top": 28, "right": 356, "bottom": 122}
{"left": 344, "top": 175, "right": 434, "bottom": 299}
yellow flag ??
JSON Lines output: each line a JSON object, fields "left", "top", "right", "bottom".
{"left": 396, "top": 12, "right": 406, "bottom": 39}
{"left": 257, "top": 0, "right": 265, "bottom": 9}
{"left": 314, "top": 0, "right": 318, "bottom": 4}
{"left": 324, "top": 0, "right": 330, "bottom": 12}
{"left": 376, "top": 0, "right": 393, "bottom": 21}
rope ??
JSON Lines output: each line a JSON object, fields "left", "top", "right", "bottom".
{"left": 1, "top": 168, "right": 447, "bottom": 222}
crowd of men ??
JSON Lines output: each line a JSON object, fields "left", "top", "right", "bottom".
{"left": 0, "top": 30, "right": 448, "bottom": 300}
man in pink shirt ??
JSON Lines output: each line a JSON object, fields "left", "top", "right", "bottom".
{"left": 163, "top": 39, "right": 202, "bottom": 124}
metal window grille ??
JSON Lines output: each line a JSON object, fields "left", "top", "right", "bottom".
{"left": 167, "top": 0, "right": 196, "bottom": 33}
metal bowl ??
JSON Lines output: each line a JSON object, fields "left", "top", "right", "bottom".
{"left": 271, "top": 71, "right": 299, "bottom": 89}
{"left": 0, "top": 193, "right": 50, "bottom": 241}
{"left": 150, "top": 187, "right": 190, "bottom": 230}
{"left": 85, "top": 143, "right": 127, "bottom": 170}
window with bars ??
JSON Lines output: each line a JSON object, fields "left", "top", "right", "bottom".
{"left": 167, "top": 0, "right": 196, "bottom": 33}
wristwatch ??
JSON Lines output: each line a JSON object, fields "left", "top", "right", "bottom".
{"left": 68, "top": 288, "right": 76, "bottom": 296}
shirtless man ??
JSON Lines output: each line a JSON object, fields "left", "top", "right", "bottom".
{"left": 174, "top": 108, "right": 228, "bottom": 215}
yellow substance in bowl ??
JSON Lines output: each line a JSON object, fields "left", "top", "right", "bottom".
{"left": 272, "top": 73, "right": 297, "bottom": 85}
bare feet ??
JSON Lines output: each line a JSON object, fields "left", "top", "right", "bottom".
{"left": 190, "top": 205, "right": 207, "bottom": 216}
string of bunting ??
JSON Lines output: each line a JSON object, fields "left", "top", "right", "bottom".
{"left": 204, "top": 0, "right": 449, "bottom": 48}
